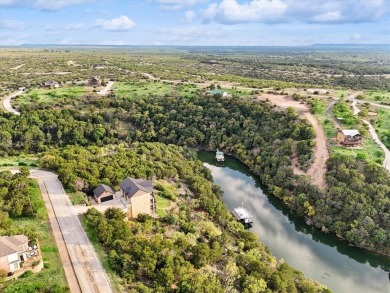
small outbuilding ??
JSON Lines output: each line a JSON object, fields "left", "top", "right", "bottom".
{"left": 93, "top": 184, "right": 115, "bottom": 203}
{"left": 336, "top": 129, "right": 362, "bottom": 147}
{"left": 42, "top": 81, "right": 60, "bottom": 88}
{"left": 207, "top": 89, "right": 230, "bottom": 97}
{"left": 88, "top": 76, "right": 101, "bottom": 86}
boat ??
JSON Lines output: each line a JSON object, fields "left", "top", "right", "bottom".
{"left": 232, "top": 207, "right": 253, "bottom": 228}
{"left": 215, "top": 149, "right": 225, "bottom": 162}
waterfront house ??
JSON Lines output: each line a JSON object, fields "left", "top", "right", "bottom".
{"left": 119, "top": 177, "right": 155, "bottom": 218}
{"left": 336, "top": 129, "right": 362, "bottom": 146}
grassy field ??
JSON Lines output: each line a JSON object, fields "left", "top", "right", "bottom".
{"left": 363, "top": 90, "right": 390, "bottom": 103}
{"left": 0, "top": 156, "right": 39, "bottom": 167}
{"left": 113, "top": 81, "right": 200, "bottom": 99}
{"left": 374, "top": 108, "right": 390, "bottom": 149}
{"left": 80, "top": 216, "right": 123, "bottom": 293}
{"left": 155, "top": 194, "right": 171, "bottom": 217}
{"left": 2, "top": 181, "right": 68, "bottom": 292}
{"left": 15, "top": 86, "right": 85, "bottom": 105}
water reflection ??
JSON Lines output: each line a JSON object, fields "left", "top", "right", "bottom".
{"left": 198, "top": 151, "right": 389, "bottom": 293}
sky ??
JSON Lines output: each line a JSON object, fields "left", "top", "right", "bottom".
{"left": 0, "top": 0, "right": 389, "bottom": 46}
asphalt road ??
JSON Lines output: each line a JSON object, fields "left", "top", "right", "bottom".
{"left": 3, "top": 89, "right": 22, "bottom": 115}
{"left": 31, "top": 170, "right": 113, "bottom": 293}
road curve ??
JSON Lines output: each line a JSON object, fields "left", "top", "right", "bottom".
{"left": 362, "top": 120, "right": 390, "bottom": 173}
{"left": 31, "top": 169, "right": 113, "bottom": 293}
{"left": 98, "top": 81, "right": 115, "bottom": 96}
{"left": 3, "top": 90, "right": 22, "bottom": 115}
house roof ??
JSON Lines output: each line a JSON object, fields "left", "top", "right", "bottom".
{"left": 120, "top": 177, "right": 153, "bottom": 198}
{"left": 93, "top": 184, "right": 115, "bottom": 198}
{"left": 0, "top": 235, "right": 28, "bottom": 258}
{"left": 208, "top": 89, "right": 226, "bottom": 95}
{"left": 232, "top": 207, "right": 253, "bottom": 222}
{"left": 341, "top": 129, "right": 360, "bottom": 136}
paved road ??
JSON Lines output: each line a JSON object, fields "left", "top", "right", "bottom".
{"left": 3, "top": 90, "right": 22, "bottom": 115}
{"left": 98, "top": 81, "right": 115, "bottom": 96}
{"left": 31, "top": 170, "right": 113, "bottom": 293}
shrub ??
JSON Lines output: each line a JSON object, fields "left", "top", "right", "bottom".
{"left": 20, "top": 270, "right": 33, "bottom": 278}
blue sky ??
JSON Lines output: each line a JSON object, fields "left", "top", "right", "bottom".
{"left": 0, "top": 0, "right": 389, "bottom": 46}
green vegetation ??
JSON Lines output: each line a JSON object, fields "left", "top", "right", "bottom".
{"left": 0, "top": 156, "right": 39, "bottom": 167}
{"left": 0, "top": 170, "right": 68, "bottom": 292}
{"left": 114, "top": 81, "right": 200, "bottom": 99}
{"left": 364, "top": 90, "right": 390, "bottom": 103}
{"left": 57, "top": 142, "right": 329, "bottom": 292}
{"left": 374, "top": 108, "right": 390, "bottom": 149}
{"left": 15, "top": 86, "right": 85, "bottom": 107}
{"left": 68, "top": 191, "right": 88, "bottom": 205}
{"left": 332, "top": 100, "right": 356, "bottom": 127}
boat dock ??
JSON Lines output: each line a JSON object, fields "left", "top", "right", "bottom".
{"left": 232, "top": 207, "right": 253, "bottom": 228}
{"left": 215, "top": 149, "right": 225, "bottom": 161}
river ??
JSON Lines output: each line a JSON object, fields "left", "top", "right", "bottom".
{"left": 198, "top": 151, "right": 390, "bottom": 293}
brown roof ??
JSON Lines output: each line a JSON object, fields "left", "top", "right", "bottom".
{"left": 120, "top": 177, "right": 153, "bottom": 198}
{"left": 93, "top": 184, "right": 115, "bottom": 198}
{"left": 0, "top": 235, "right": 28, "bottom": 257}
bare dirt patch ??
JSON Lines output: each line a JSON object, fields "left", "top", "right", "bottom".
{"left": 258, "top": 94, "right": 328, "bottom": 190}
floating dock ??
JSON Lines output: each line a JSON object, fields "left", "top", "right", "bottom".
{"left": 232, "top": 207, "right": 253, "bottom": 228}
{"left": 215, "top": 149, "right": 225, "bottom": 162}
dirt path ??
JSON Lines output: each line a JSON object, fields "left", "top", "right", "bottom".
{"left": 98, "top": 81, "right": 114, "bottom": 96}
{"left": 2, "top": 89, "right": 23, "bottom": 115}
{"left": 11, "top": 64, "right": 25, "bottom": 70}
{"left": 351, "top": 102, "right": 390, "bottom": 173}
{"left": 258, "top": 94, "right": 328, "bottom": 189}
{"left": 31, "top": 170, "right": 113, "bottom": 293}
{"left": 302, "top": 112, "right": 328, "bottom": 189}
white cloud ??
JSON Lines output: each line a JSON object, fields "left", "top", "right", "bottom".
{"left": 184, "top": 10, "right": 196, "bottom": 23}
{"left": 96, "top": 15, "right": 135, "bottom": 32}
{"left": 0, "top": 18, "right": 27, "bottom": 30}
{"left": 149, "top": 0, "right": 207, "bottom": 10}
{"left": 202, "top": 0, "right": 390, "bottom": 24}
{"left": 65, "top": 22, "right": 84, "bottom": 30}
{"left": 0, "top": 0, "right": 92, "bottom": 10}
{"left": 203, "top": 0, "right": 288, "bottom": 24}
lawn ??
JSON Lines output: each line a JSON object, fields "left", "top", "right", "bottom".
{"left": 15, "top": 86, "right": 85, "bottom": 105}
{"left": 0, "top": 155, "right": 39, "bottom": 167}
{"left": 113, "top": 81, "right": 200, "bottom": 99}
{"left": 80, "top": 216, "right": 123, "bottom": 293}
{"left": 2, "top": 181, "right": 68, "bottom": 292}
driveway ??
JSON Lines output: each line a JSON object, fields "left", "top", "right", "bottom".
{"left": 98, "top": 81, "right": 115, "bottom": 96}
{"left": 3, "top": 89, "right": 22, "bottom": 115}
{"left": 31, "top": 170, "right": 113, "bottom": 293}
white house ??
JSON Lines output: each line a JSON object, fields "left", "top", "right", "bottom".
{"left": 0, "top": 235, "right": 29, "bottom": 273}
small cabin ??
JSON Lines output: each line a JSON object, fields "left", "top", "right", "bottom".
{"left": 215, "top": 149, "right": 225, "bottom": 162}
{"left": 88, "top": 76, "right": 101, "bottom": 86}
{"left": 336, "top": 129, "right": 362, "bottom": 147}
{"left": 207, "top": 89, "right": 230, "bottom": 97}
{"left": 232, "top": 207, "right": 253, "bottom": 228}
{"left": 42, "top": 81, "right": 60, "bottom": 88}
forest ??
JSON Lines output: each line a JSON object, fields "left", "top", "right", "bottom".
{"left": 0, "top": 91, "right": 389, "bottom": 255}
{"left": 41, "top": 143, "right": 329, "bottom": 292}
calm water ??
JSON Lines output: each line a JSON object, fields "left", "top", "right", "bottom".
{"left": 198, "top": 151, "right": 390, "bottom": 293}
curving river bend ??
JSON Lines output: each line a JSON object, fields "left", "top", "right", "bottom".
{"left": 198, "top": 152, "right": 389, "bottom": 293}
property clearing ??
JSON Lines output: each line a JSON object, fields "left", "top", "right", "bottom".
{"left": 258, "top": 93, "right": 328, "bottom": 190}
